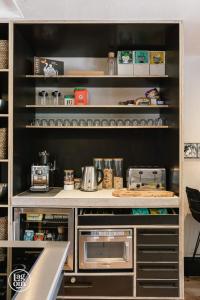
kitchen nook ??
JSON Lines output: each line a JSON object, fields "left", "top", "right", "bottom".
{"left": 0, "top": 20, "right": 183, "bottom": 299}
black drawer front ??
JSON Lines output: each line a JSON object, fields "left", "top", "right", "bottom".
{"left": 137, "top": 229, "right": 179, "bottom": 245}
{"left": 58, "top": 276, "right": 133, "bottom": 297}
{"left": 137, "top": 263, "right": 179, "bottom": 279}
{"left": 137, "top": 245, "right": 179, "bottom": 262}
{"left": 137, "top": 280, "right": 179, "bottom": 297}
{"left": 78, "top": 215, "right": 178, "bottom": 226}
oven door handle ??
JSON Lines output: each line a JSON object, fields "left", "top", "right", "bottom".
{"left": 124, "top": 241, "right": 130, "bottom": 262}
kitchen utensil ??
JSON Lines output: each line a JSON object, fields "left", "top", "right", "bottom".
{"left": 93, "top": 158, "right": 104, "bottom": 190}
{"left": 0, "top": 99, "right": 8, "bottom": 114}
{"left": 81, "top": 166, "right": 104, "bottom": 192}
{"left": 112, "top": 189, "right": 174, "bottom": 197}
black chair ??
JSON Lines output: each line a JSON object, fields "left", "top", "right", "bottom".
{"left": 186, "top": 187, "right": 200, "bottom": 259}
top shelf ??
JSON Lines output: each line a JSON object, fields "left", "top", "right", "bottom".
{"left": 25, "top": 75, "right": 169, "bottom": 79}
{"left": 0, "top": 69, "right": 9, "bottom": 72}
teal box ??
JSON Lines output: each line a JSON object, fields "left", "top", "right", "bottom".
{"left": 134, "top": 51, "right": 149, "bottom": 64}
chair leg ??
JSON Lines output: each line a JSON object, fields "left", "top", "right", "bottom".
{"left": 192, "top": 231, "right": 200, "bottom": 259}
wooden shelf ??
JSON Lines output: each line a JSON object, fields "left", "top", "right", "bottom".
{"left": 0, "top": 159, "right": 8, "bottom": 162}
{"left": 0, "top": 273, "right": 7, "bottom": 276}
{"left": 26, "top": 104, "right": 169, "bottom": 109}
{"left": 0, "top": 204, "right": 8, "bottom": 207}
{"left": 0, "top": 69, "right": 9, "bottom": 73}
{"left": 26, "top": 125, "right": 170, "bottom": 129}
{"left": 25, "top": 74, "right": 169, "bottom": 79}
{"left": 0, "top": 114, "right": 9, "bottom": 117}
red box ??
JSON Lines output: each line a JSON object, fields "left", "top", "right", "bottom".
{"left": 74, "top": 89, "right": 88, "bottom": 105}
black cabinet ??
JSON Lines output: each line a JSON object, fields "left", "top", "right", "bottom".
{"left": 136, "top": 228, "right": 179, "bottom": 297}
{"left": 58, "top": 275, "right": 133, "bottom": 297}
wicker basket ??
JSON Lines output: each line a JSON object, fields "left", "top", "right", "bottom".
{"left": 0, "top": 216, "right": 8, "bottom": 240}
{"left": 0, "top": 128, "right": 7, "bottom": 159}
{"left": 0, "top": 40, "right": 8, "bottom": 69}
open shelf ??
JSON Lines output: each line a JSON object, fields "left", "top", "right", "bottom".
{"left": 25, "top": 75, "right": 169, "bottom": 79}
{"left": 26, "top": 125, "right": 170, "bottom": 129}
{"left": 0, "top": 114, "right": 9, "bottom": 117}
{"left": 26, "top": 104, "right": 170, "bottom": 108}
{"left": 0, "top": 69, "right": 9, "bottom": 73}
{"left": 0, "top": 159, "right": 8, "bottom": 162}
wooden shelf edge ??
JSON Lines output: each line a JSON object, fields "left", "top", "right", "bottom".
{"left": 0, "top": 159, "right": 8, "bottom": 162}
{"left": 26, "top": 125, "right": 170, "bottom": 129}
{"left": 0, "top": 69, "right": 9, "bottom": 72}
{"left": 25, "top": 105, "right": 170, "bottom": 108}
{"left": 25, "top": 74, "right": 169, "bottom": 79}
{"left": 0, "top": 114, "right": 9, "bottom": 117}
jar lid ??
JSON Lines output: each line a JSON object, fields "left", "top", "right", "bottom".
{"left": 64, "top": 169, "right": 74, "bottom": 172}
{"left": 108, "top": 52, "right": 115, "bottom": 58}
{"left": 65, "top": 95, "right": 74, "bottom": 99}
{"left": 104, "top": 158, "right": 113, "bottom": 161}
{"left": 93, "top": 158, "right": 103, "bottom": 161}
{"left": 113, "top": 158, "right": 123, "bottom": 160}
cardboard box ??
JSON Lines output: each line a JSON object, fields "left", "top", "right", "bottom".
{"left": 150, "top": 51, "right": 165, "bottom": 76}
{"left": 133, "top": 51, "right": 149, "bottom": 76}
{"left": 117, "top": 51, "right": 133, "bottom": 76}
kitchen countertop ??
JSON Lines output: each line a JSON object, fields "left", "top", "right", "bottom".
{"left": 0, "top": 241, "right": 70, "bottom": 300}
{"left": 12, "top": 188, "right": 180, "bottom": 208}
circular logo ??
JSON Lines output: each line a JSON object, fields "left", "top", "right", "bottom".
{"left": 8, "top": 269, "right": 31, "bottom": 293}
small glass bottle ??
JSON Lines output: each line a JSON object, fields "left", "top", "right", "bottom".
{"left": 103, "top": 158, "right": 113, "bottom": 189}
{"left": 107, "top": 52, "right": 116, "bottom": 75}
{"left": 113, "top": 158, "right": 123, "bottom": 189}
{"left": 93, "top": 158, "right": 104, "bottom": 190}
{"left": 64, "top": 170, "right": 74, "bottom": 191}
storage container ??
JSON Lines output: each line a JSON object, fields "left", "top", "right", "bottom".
{"left": 133, "top": 50, "right": 149, "bottom": 76}
{"left": 117, "top": 50, "right": 133, "bottom": 76}
{"left": 150, "top": 51, "right": 165, "bottom": 75}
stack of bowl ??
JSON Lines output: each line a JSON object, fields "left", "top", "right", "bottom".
{"left": 0, "top": 40, "right": 8, "bottom": 69}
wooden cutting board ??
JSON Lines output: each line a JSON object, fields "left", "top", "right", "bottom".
{"left": 112, "top": 189, "right": 174, "bottom": 197}
{"left": 66, "top": 70, "right": 105, "bottom": 76}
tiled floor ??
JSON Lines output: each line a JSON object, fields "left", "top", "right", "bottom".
{"left": 185, "top": 277, "right": 200, "bottom": 300}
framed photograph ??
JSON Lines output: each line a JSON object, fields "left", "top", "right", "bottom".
{"left": 184, "top": 143, "right": 198, "bottom": 159}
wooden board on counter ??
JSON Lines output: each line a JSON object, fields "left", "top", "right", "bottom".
{"left": 112, "top": 189, "right": 174, "bottom": 197}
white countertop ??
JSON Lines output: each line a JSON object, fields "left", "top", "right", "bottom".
{"left": 0, "top": 241, "right": 70, "bottom": 300}
{"left": 12, "top": 188, "right": 180, "bottom": 208}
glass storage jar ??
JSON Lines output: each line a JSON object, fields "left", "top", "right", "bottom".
{"left": 113, "top": 158, "right": 123, "bottom": 189}
{"left": 93, "top": 158, "right": 104, "bottom": 190}
{"left": 103, "top": 158, "right": 113, "bottom": 189}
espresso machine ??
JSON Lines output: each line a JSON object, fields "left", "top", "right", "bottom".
{"left": 30, "top": 150, "right": 56, "bottom": 192}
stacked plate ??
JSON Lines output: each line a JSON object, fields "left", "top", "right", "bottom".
{"left": 0, "top": 40, "right": 8, "bottom": 69}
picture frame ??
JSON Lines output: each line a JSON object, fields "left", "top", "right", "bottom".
{"left": 184, "top": 143, "right": 198, "bottom": 159}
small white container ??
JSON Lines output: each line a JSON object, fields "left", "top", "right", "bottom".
{"left": 150, "top": 51, "right": 165, "bottom": 76}
{"left": 133, "top": 51, "right": 149, "bottom": 76}
{"left": 117, "top": 51, "right": 133, "bottom": 76}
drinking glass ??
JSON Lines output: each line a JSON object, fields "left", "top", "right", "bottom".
{"left": 125, "top": 119, "right": 132, "bottom": 126}
{"left": 132, "top": 119, "right": 138, "bottom": 126}
{"left": 48, "top": 119, "right": 55, "bottom": 126}
{"left": 34, "top": 119, "right": 41, "bottom": 126}
{"left": 109, "top": 119, "right": 116, "bottom": 126}
{"left": 64, "top": 119, "right": 71, "bottom": 126}
{"left": 117, "top": 119, "right": 124, "bottom": 126}
{"left": 147, "top": 119, "right": 154, "bottom": 126}
{"left": 79, "top": 119, "right": 87, "bottom": 126}
{"left": 139, "top": 119, "right": 147, "bottom": 126}
{"left": 101, "top": 119, "right": 109, "bottom": 126}
{"left": 87, "top": 119, "right": 93, "bottom": 126}
{"left": 94, "top": 119, "right": 101, "bottom": 126}
{"left": 41, "top": 119, "right": 48, "bottom": 126}
{"left": 71, "top": 119, "right": 79, "bottom": 127}
{"left": 56, "top": 119, "right": 63, "bottom": 126}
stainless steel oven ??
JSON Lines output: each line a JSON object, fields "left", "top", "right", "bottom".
{"left": 79, "top": 229, "right": 133, "bottom": 270}
{"left": 13, "top": 207, "right": 74, "bottom": 271}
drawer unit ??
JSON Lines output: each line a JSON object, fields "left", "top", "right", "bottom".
{"left": 137, "top": 262, "right": 179, "bottom": 279}
{"left": 58, "top": 275, "right": 133, "bottom": 297}
{"left": 137, "top": 279, "right": 179, "bottom": 297}
{"left": 78, "top": 214, "right": 179, "bottom": 226}
{"left": 137, "top": 228, "right": 179, "bottom": 245}
{"left": 137, "top": 245, "right": 179, "bottom": 262}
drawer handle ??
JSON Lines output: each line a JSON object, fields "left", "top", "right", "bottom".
{"left": 140, "top": 267, "right": 177, "bottom": 271}
{"left": 64, "top": 284, "right": 93, "bottom": 289}
{"left": 141, "top": 285, "right": 177, "bottom": 289}
{"left": 140, "top": 250, "right": 177, "bottom": 253}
